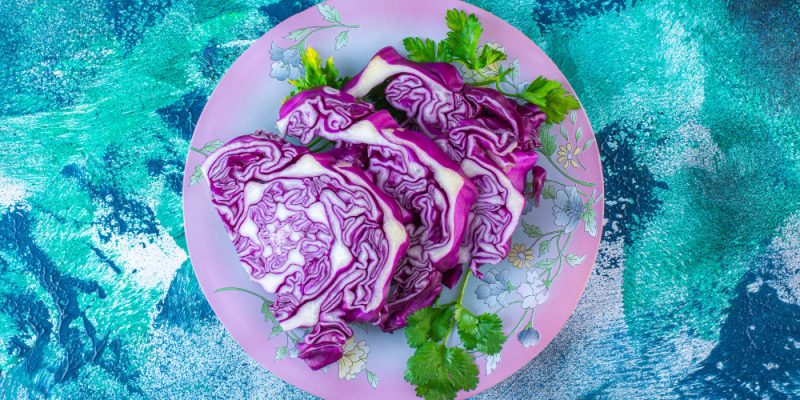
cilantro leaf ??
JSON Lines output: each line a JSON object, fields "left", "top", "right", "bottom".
{"left": 430, "top": 305, "right": 455, "bottom": 342}
{"left": 406, "top": 302, "right": 504, "bottom": 399}
{"left": 456, "top": 308, "right": 505, "bottom": 355}
{"left": 287, "top": 47, "right": 348, "bottom": 98}
{"left": 402, "top": 8, "right": 508, "bottom": 88}
{"left": 405, "top": 342, "right": 443, "bottom": 387}
{"left": 415, "top": 387, "right": 456, "bottom": 400}
{"left": 405, "top": 342, "right": 479, "bottom": 400}
{"left": 474, "top": 313, "right": 506, "bottom": 355}
{"left": 454, "top": 307, "right": 479, "bottom": 350}
{"left": 406, "top": 305, "right": 454, "bottom": 347}
{"left": 519, "top": 76, "right": 581, "bottom": 124}
{"left": 442, "top": 346, "right": 479, "bottom": 392}
{"left": 406, "top": 308, "right": 437, "bottom": 348}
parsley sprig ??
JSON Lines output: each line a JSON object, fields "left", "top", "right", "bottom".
{"left": 404, "top": 273, "right": 506, "bottom": 400}
{"left": 403, "top": 9, "right": 580, "bottom": 124}
{"left": 403, "top": 10, "right": 511, "bottom": 87}
{"left": 287, "top": 47, "right": 348, "bottom": 98}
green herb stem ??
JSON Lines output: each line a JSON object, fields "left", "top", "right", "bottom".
{"left": 307, "top": 136, "right": 322, "bottom": 148}
{"left": 445, "top": 267, "right": 471, "bottom": 345}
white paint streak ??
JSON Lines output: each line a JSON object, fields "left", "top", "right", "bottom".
{"left": 769, "top": 212, "right": 800, "bottom": 305}
{"left": 140, "top": 322, "right": 312, "bottom": 400}
{"left": 92, "top": 228, "right": 186, "bottom": 292}
{"left": 650, "top": 123, "right": 721, "bottom": 178}
{"left": 0, "top": 176, "right": 28, "bottom": 207}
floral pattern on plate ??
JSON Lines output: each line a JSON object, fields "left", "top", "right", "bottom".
{"left": 269, "top": 4, "right": 359, "bottom": 81}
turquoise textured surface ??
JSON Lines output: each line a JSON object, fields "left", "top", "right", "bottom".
{"left": 1, "top": 0, "right": 799, "bottom": 398}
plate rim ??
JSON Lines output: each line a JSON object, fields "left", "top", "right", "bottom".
{"left": 182, "top": 1, "right": 605, "bottom": 398}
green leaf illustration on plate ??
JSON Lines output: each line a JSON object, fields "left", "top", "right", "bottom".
{"left": 538, "top": 239, "right": 551, "bottom": 255}
{"left": 335, "top": 30, "right": 349, "bottom": 50}
{"left": 275, "top": 346, "right": 289, "bottom": 360}
{"left": 565, "top": 253, "right": 585, "bottom": 266}
{"left": 366, "top": 370, "right": 379, "bottom": 388}
{"left": 581, "top": 206, "right": 597, "bottom": 237}
{"left": 522, "top": 221, "right": 543, "bottom": 238}
{"left": 270, "top": 322, "right": 284, "bottom": 337}
{"left": 541, "top": 183, "right": 556, "bottom": 200}
{"left": 190, "top": 165, "right": 203, "bottom": 186}
{"left": 509, "top": 58, "right": 520, "bottom": 81}
{"left": 200, "top": 139, "right": 224, "bottom": 154}
{"left": 539, "top": 132, "right": 557, "bottom": 157}
{"left": 534, "top": 258, "right": 556, "bottom": 269}
{"left": 286, "top": 27, "right": 311, "bottom": 41}
{"left": 261, "top": 301, "right": 276, "bottom": 322}
{"left": 318, "top": 4, "right": 341, "bottom": 23}
{"left": 582, "top": 137, "right": 595, "bottom": 151}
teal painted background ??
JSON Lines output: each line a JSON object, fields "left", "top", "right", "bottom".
{"left": 1, "top": 0, "right": 799, "bottom": 398}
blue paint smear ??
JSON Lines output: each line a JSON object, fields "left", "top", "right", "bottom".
{"left": 146, "top": 147, "right": 185, "bottom": 194}
{"left": 259, "top": 0, "right": 318, "bottom": 26}
{"left": 595, "top": 119, "right": 669, "bottom": 244}
{"left": 103, "top": 0, "right": 174, "bottom": 53}
{"left": 157, "top": 88, "right": 209, "bottom": 141}
{"left": 676, "top": 256, "right": 800, "bottom": 397}
{"left": 61, "top": 153, "right": 160, "bottom": 242}
{"left": 531, "top": 0, "right": 633, "bottom": 33}
{"left": 3, "top": 293, "right": 53, "bottom": 377}
{"left": 198, "top": 39, "right": 227, "bottom": 83}
{"left": 0, "top": 208, "right": 142, "bottom": 394}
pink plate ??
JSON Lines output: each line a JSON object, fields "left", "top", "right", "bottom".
{"left": 183, "top": 0, "right": 604, "bottom": 398}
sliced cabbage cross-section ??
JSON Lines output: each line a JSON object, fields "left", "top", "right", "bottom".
{"left": 278, "top": 88, "right": 477, "bottom": 331}
{"left": 202, "top": 133, "right": 408, "bottom": 369}
{"left": 342, "top": 46, "right": 476, "bottom": 138}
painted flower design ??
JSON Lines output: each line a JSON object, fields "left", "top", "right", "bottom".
{"left": 553, "top": 187, "right": 584, "bottom": 233}
{"left": 269, "top": 42, "right": 303, "bottom": 81}
{"left": 517, "top": 326, "right": 540, "bottom": 348}
{"left": 337, "top": 338, "right": 369, "bottom": 380}
{"left": 557, "top": 143, "right": 581, "bottom": 169}
{"left": 476, "top": 269, "right": 515, "bottom": 309}
{"left": 518, "top": 270, "right": 549, "bottom": 309}
{"left": 485, "top": 353, "right": 501, "bottom": 375}
{"left": 508, "top": 243, "right": 534, "bottom": 268}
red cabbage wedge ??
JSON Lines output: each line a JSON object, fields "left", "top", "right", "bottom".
{"left": 342, "top": 47, "right": 475, "bottom": 138}
{"left": 278, "top": 88, "right": 477, "bottom": 330}
{"left": 340, "top": 47, "right": 547, "bottom": 276}
{"left": 202, "top": 133, "right": 408, "bottom": 369}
